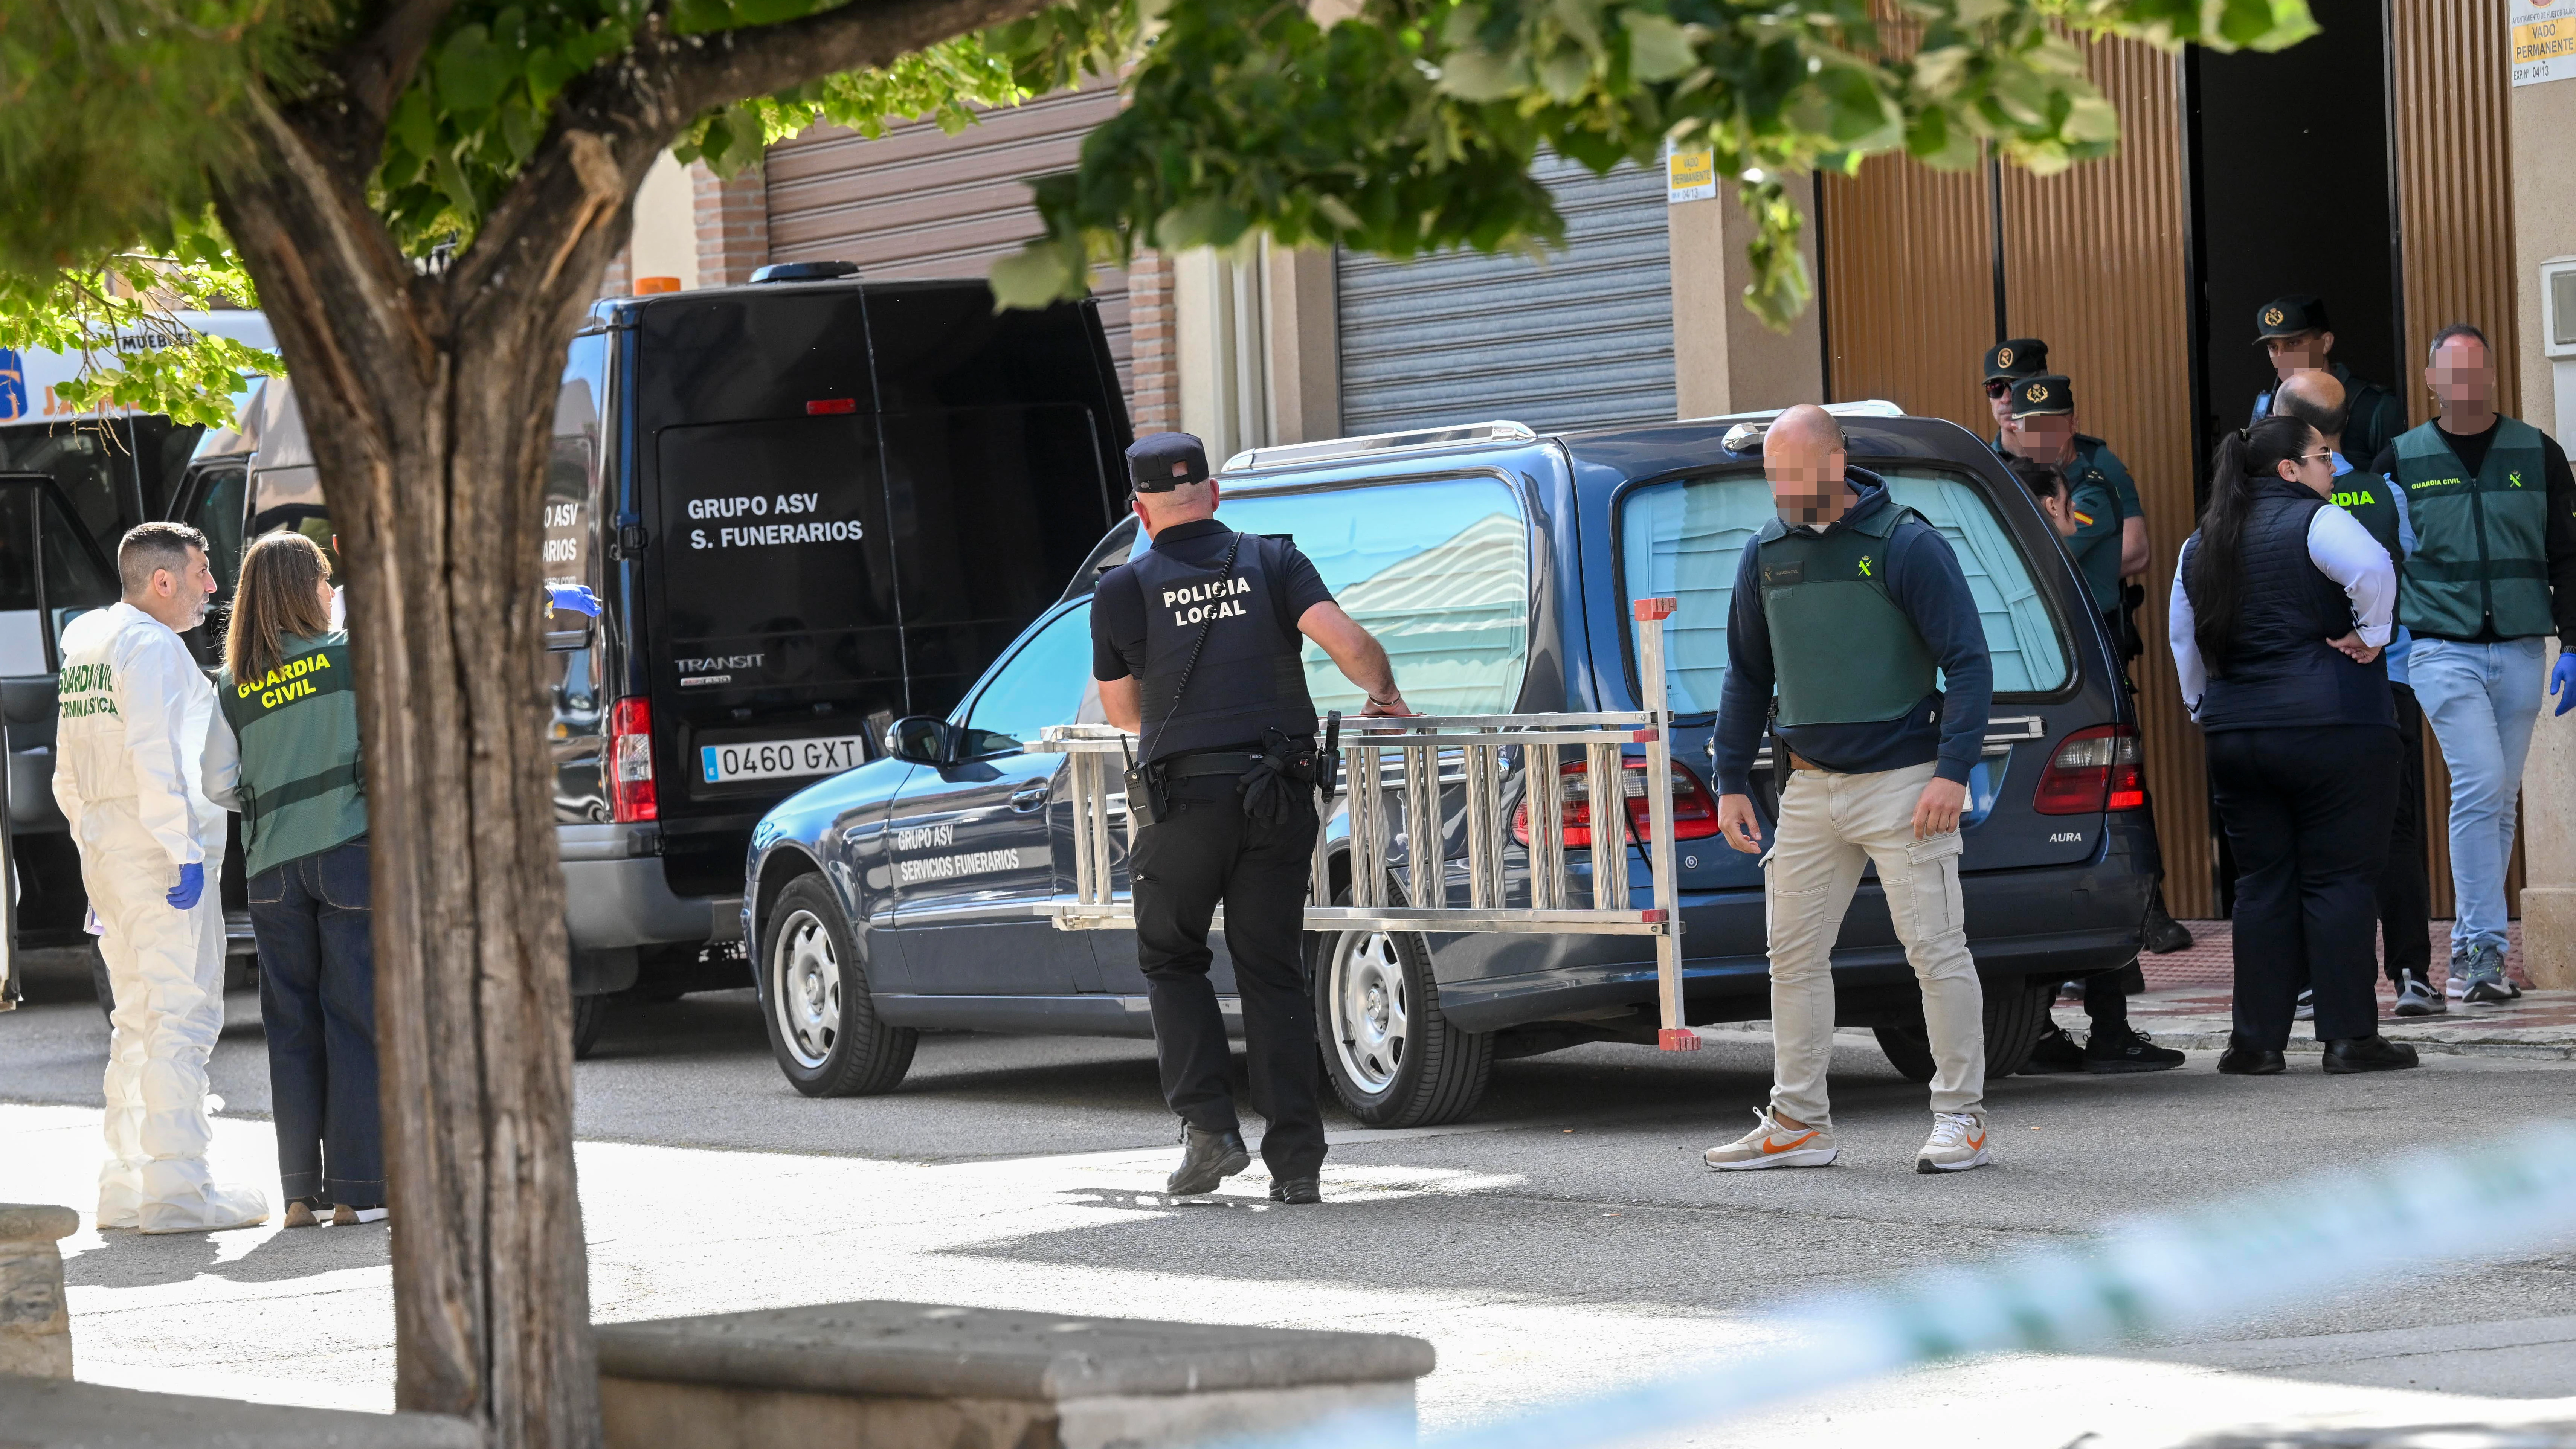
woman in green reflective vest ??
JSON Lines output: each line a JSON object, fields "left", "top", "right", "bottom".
{"left": 201, "top": 531, "right": 377, "bottom": 1229}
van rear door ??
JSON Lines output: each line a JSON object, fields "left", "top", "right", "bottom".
{"left": 653, "top": 413, "right": 903, "bottom": 817}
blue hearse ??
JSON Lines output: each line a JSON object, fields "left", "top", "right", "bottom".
{"left": 742, "top": 411, "right": 2159, "bottom": 1126}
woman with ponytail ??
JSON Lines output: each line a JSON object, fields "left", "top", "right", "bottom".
{"left": 2171, "top": 415, "right": 2412, "bottom": 1076}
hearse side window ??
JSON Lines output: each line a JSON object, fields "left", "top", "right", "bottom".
{"left": 1215, "top": 476, "right": 1532, "bottom": 716}
{"left": 1619, "top": 468, "right": 2071, "bottom": 713}
{"left": 955, "top": 601, "right": 1099, "bottom": 757}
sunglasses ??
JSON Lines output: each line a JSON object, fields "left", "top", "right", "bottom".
{"left": 1983, "top": 380, "right": 2011, "bottom": 398}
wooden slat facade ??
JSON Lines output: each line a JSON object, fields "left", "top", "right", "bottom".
{"left": 1816, "top": 160, "right": 1993, "bottom": 429}
{"left": 1996, "top": 39, "right": 2211, "bottom": 919}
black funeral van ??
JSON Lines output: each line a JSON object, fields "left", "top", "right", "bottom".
{"left": 177, "top": 269, "right": 1129, "bottom": 1049}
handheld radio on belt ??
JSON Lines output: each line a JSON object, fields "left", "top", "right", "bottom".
{"left": 1122, "top": 530, "right": 1246, "bottom": 828}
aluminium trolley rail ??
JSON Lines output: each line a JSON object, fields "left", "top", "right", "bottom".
{"left": 1032, "top": 598, "right": 1703, "bottom": 1051}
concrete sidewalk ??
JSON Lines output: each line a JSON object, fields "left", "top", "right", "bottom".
{"left": 2122, "top": 920, "right": 2576, "bottom": 1059}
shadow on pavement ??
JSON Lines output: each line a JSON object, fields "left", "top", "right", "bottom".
{"left": 215, "top": 1221, "right": 392, "bottom": 1283}
{"left": 63, "top": 1231, "right": 224, "bottom": 1290}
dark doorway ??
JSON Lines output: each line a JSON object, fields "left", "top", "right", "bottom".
{"left": 2186, "top": 0, "right": 2400, "bottom": 497}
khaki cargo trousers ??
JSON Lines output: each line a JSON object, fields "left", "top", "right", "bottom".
{"left": 1764, "top": 758, "right": 1985, "bottom": 1126}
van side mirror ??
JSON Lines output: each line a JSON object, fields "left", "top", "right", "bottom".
{"left": 884, "top": 716, "right": 954, "bottom": 766}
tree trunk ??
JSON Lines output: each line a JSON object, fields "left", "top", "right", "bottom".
{"left": 216, "top": 109, "right": 636, "bottom": 1449}
{"left": 195, "top": 8, "right": 1063, "bottom": 1444}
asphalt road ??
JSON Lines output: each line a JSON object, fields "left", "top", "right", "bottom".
{"left": 9, "top": 956, "right": 2576, "bottom": 1447}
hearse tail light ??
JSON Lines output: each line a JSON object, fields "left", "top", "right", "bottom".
{"left": 1510, "top": 758, "right": 1721, "bottom": 848}
{"left": 2034, "top": 724, "right": 2144, "bottom": 815}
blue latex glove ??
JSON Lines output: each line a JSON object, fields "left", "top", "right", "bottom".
{"left": 545, "top": 583, "right": 601, "bottom": 618}
{"left": 166, "top": 862, "right": 204, "bottom": 911}
{"left": 2555, "top": 651, "right": 2576, "bottom": 718}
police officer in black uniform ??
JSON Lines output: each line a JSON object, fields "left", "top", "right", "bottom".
{"left": 1091, "top": 433, "right": 1415, "bottom": 1205}
{"left": 2248, "top": 295, "right": 2408, "bottom": 467}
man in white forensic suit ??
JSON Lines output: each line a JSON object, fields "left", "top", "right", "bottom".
{"left": 56, "top": 521, "right": 267, "bottom": 1234}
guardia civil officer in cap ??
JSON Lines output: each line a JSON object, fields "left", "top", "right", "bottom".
{"left": 1992, "top": 370, "right": 2194, "bottom": 964}
{"left": 1981, "top": 337, "right": 2050, "bottom": 438}
{"left": 1999, "top": 386, "right": 2184, "bottom": 1075}
{"left": 2248, "top": 295, "right": 2408, "bottom": 467}
{"left": 1091, "top": 432, "right": 1415, "bottom": 1205}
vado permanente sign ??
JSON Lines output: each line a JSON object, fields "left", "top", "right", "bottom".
{"left": 2515, "top": 0, "right": 2576, "bottom": 87}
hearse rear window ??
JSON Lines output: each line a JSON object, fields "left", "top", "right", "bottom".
{"left": 1215, "top": 476, "right": 1531, "bottom": 715}
{"left": 1619, "top": 469, "right": 2071, "bottom": 712}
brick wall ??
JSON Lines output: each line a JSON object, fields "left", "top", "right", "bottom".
{"left": 693, "top": 162, "right": 771, "bottom": 286}
{"left": 1126, "top": 248, "right": 1177, "bottom": 434}
{"left": 596, "top": 246, "right": 630, "bottom": 301}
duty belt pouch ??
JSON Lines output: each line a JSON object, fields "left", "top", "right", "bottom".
{"left": 1129, "top": 531, "right": 1246, "bottom": 831}
{"left": 1122, "top": 739, "right": 1166, "bottom": 829}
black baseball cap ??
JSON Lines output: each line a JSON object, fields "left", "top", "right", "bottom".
{"left": 2255, "top": 294, "right": 2330, "bottom": 340}
{"left": 1125, "top": 432, "right": 1210, "bottom": 492}
{"left": 2009, "top": 374, "right": 2074, "bottom": 419}
{"left": 1983, "top": 338, "right": 2048, "bottom": 383}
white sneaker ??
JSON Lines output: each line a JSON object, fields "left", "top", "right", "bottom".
{"left": 2393, "top": 972, "right": 2446, "bottom": 1017}
{"left": 1704, "top": 1109, "right": 1838, "bottom": 1170}
{"left": 1915, "top": 1113, "right": 1991, "bottom": 1174}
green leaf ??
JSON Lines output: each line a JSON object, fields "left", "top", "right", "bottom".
{"left": 1624, "top": 13, "right": 1695, "bottom": 84}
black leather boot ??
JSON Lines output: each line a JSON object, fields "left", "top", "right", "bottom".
{"left": 1268, "top": 1178, "right": 1322, "bottom": 1205}
{"left": 2216, "top": 1034, "right": 2285, "bottom": 1075}
{"left": 2322, "top": 1034, "right": 2421, "bottom": 1074}
{"left": 2141, "top": 893, "right": 2194, "bottom": 955}
{"left": 1167, "top": 1125, "right": 1251, "bottom": 1195}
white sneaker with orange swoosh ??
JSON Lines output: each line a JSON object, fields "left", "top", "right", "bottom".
{"left": 1915, "top": 1112, "right": 1991, "bottom": 1173}
{"left": 1703, "top": 1109, "right": 1839, "bottom": 1170}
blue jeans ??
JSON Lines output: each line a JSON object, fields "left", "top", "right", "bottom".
{"left": 250, "top": 838, "right": 382, "bottom": 1208}
{"left": 2407, "top": 638, "right": 2548, "bottom": 956}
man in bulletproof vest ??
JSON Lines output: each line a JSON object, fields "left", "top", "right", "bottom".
{"left": 2249, "top": 294, "right": 2408, "bottom": 467}
{"left": 2365, "top": 325, "right": 2576, "bottom": 1003}
{"left": 2269, "top": 369, "right": 2441, "bottom": 1018}
{"left": 1091, "top": 432, "right": 1415, "bottom": 1204}
{"left": 1995, "top": 371, "right": 2195, "bottom": 965}
{"left": 1703, "top": 406, "right": 1998, "bottom": 1174}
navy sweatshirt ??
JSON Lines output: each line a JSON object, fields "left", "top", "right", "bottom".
{"left": 1710, "top": 472, "right": 1994, "bottom": 795}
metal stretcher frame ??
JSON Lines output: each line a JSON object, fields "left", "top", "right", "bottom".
{"left": 1032, "top": 598, "right": 1704, "bottom": 1051}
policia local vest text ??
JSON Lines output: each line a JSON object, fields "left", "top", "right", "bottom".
{"left": 1123, "top": 533, "right": 1320, "bottom": 764}
{"left": 2394, "top": 417, "right": 2553, "bottom": 640}
{"left": 1755, "top": 505, "right": 1939, "bottom": 727}
{"left": 218, "top": 632, "right": 366, "bottom": 879}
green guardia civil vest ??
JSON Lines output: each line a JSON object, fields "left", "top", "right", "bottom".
{"left": 2393, "top": 418, "right": 2552, "bottom": 639}
{"left": 2329, "top": 471, "right": 2402, "bottom": 561}
{"left": 1755, "top": 505, "right": 1938, "bottom": 728}
{"left": 217, "top": 631, "right": 366, "bottom": 879}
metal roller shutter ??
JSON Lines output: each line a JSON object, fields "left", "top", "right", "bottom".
{"left": 1335, "top": 153, "right": 1674, "bottom": 436}
{"left": 764, "top": 86, "right": 1132, "bottom": 392}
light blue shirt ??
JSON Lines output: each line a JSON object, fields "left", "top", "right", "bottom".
{"left": 2330, "top": 450, "right": 2413, "bottom": 685}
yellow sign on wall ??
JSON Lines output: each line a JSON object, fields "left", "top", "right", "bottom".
{"left": 1665, "top": 143, "right": 1716, "bottom": 204}
{"left": 2515, "top": 0, "right": 2576, "bottom": 86}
